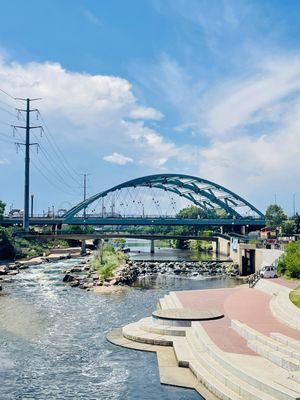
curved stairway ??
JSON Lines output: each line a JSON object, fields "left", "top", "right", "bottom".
{"left": 119, "top": 292, "right": 300, "bottom": 400}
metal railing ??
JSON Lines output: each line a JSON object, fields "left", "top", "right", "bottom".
{"left": 248, "top": 271, "right": 261, "bottom": 288}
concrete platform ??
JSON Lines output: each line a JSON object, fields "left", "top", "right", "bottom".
{"left": 106, "top": 328, "right": 217, "bottom": 400}
{"left": 152, "top": 308, "right": 223, "bottom": 321}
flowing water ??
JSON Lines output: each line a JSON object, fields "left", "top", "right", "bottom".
{"left": 0, "top": 248, "right": 239, "bottom": 400}
{"left": 126, "top": 239, "right": 213, "bottom": 261}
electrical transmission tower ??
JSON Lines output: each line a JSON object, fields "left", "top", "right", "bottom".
{"left": 14, "top": 98, "right": 42, "bottom": 231}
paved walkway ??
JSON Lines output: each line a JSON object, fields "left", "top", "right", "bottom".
{"left": 175, "top": 284, "right": 300, "bottom": 355}
{"left": 272, "top": 277, "right": 299, "bottom": 289}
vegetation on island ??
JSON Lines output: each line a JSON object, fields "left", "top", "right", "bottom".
{"left": 91, "top": 241, "right": 127, "bottom": 279}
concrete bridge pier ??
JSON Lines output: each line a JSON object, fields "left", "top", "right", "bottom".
{"left": 81, "top": 239, "right": 87, "bottom": 255}
{"left": 150, "top": 239, "right": 155, "bottom": 254}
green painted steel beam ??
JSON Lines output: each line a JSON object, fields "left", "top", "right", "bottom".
{"left": 63, "top": 173, "right": 264, "bottom": 221}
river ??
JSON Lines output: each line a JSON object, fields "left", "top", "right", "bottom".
{"left": 0, "top": 245, "right": 239, "bottom": 400}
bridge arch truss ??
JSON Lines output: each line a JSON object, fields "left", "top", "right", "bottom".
{"left": 63, "top": 174, "right": 264, "bottom": 223}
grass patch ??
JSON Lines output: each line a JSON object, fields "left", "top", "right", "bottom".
{"left": 289, "top": 285, "right": 300, "bottom": 308}
{"left": 91, "top": 242, "right": 127, "bottom": 279}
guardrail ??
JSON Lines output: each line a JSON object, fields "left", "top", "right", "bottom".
{"left": 248, "top": 271, "right": 261, "bottom": 288}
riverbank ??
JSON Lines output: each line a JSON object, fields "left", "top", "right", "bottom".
{"left": 0, "top": 247, "right": 88, "bottom": 291}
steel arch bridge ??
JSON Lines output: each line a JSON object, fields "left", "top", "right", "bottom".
{"left": 63, "top": 174, "right": 265, "bottom": 228}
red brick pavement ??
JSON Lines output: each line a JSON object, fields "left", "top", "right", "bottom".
{"left": 176, "top": 286, "right": 300, "bottom": 354}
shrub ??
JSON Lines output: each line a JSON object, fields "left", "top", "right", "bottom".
{"left": 278, "top": 241, "right": 300, "bottom": 279}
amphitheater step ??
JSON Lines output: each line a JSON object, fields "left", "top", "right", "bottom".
{"left": 169, "top": 291, "right": 183, "bottom": 308}
{"left": 191, "top": 322, "right": 300, "bottom": 400}
{"left": 271, "top": 332, "right": 300, "bottom": 351}
{"left": 232, "top": 320, "right": 300, "bottom": 363}
{"left": 139, "top": 317, "right": 187, "bottom": 337}
{"left": 248, "top": 340, "right": 299, "bottom": 371}
{"left": 185, "top": 331, "right": 276, "bottom": 400}
{"left": 164, "top": 294, "right": 177, "bottom": 309}
{"left": 122, "top": 321, "right": 173, "bottom": 346}
{"left": 158, "top": 298, "right": 167, "bottom": 310}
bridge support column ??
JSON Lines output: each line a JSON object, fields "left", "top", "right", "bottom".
{"left": 215, "top": 239, "right": 219, "bottom": 257}
{"left": 81, "top": 240, "right": 87, "bottom": 255}
{"left": 240, "top": 225, "right": 248, "bottom": 235}
{"left": 150, "top": 239, "right": 155, "bottom": 254}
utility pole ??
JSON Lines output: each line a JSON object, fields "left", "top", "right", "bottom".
{"left": 82, "top": 173, "right": 90, "bottom": 220}
{"left": 14, "top": 97, "right": 42, "bottom": 231}
{"left": 30, "top": 194, "right": 34, "bottom": 217}
{"left": 293, "top": 193, "right": 296, "bottom": 216}
{"left": 83, "top": 173, "right": 87, "bottom": 219}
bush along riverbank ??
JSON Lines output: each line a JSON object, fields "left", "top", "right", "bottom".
{"left": 0, "top": 227, "right": 71, "bottom": 260}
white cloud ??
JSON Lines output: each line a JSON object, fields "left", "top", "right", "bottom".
{"left": 0, "top": 158, "right": 9, "bottom": 165}
{"left": 203, "top": 57, "right": 300, "bottom": 136}
{"left": 0, "top": 57, "right": 183, "bottom": 169}
{"left": 82, "top": 10, "right": 102, "bottom": 27}
{"left": 129, "top": 106, "right": 163, "bottom": 120}
{"left": 103, "top": 152, "right": 133, "bottom": 165}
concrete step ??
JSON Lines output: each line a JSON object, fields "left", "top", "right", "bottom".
{"left": 185, "top": 331, "right": 276, "bottom": 400}
{"left": 269, "top": 292, "right": 300, "bottom": 330}
{"left": 275, "top": 294, "right": 300, "bottom": 320}
{"left": 164, "top": 294, "right": 177, "bottom": 309}
{"left": 291, "top": 371, "right": 300, "bottom": 384}
{"left": 139, "top": 317, "right": 186, "bottom": 337}
{"left": 173, "top": 334, "right": 244, "bottom": 400}
{"left": 158, "top": 298, "right": 167, "bottom": 310}
{"left": 191, "top": 322, "right": 300, "bottom": 400}
{"left": 169, "top": 291, "right": 183, "bottom": 309}
{"left": 189, "top": 359, "right": 244, "bottom": 400}
{"left": 271, "top": 333, "right": 300, "bottom": 351}
{"left": 248, "top": 340, "right": 299, "bottom": 371}
{"left": 232, "top": 320, "right": 300, "bottom": 362}
{"left": 172, "top": 336, "right": 195, "bottom": 367}
{"left": 122, "top": 321, "right": 173, "bottom": 346}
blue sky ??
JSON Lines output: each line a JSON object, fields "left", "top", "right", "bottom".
{"left": 1, "top": 0, "right": 300, "bottom": 215}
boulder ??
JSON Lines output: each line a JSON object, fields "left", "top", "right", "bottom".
{"left": 63, "top": 274, "right": 76, "bottom": 283}
{"left": 0, "top": 266, "right": 8, "bottom": 275}
{"left": 70, "top": 266, "right": 83, "bottom": 273}
{"left": 69, "top": 280, "right": 80, "bottom": 287}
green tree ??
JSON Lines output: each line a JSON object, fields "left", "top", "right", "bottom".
{"left": 281, "top": 219, "right": 296, "bottom": 235}
{"left": 278, "top": 241, "right": 300, "bottom": 278}
{"left": 294, "top": 213, "right": 300, "bottom": 234}
{"left": 265, "top": 204, "right": 287, "bottom": 229}
{"left": 0, "top": 226, "right": 16, "bottom": 259}
{"left": 0, "top": 200, "right": 5, "bottom": 220}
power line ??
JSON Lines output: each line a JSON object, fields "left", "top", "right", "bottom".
{"left": 0, "top": 105, "right": 18, "bottom": 119}
{"left": 30, "top": 128, "right": 81, "bottom": 192}
{"left": 18, "top": 145, "right": 79, "bottom": 197}
{"left": 0, "top": 137, "right": 15, "bottom": 145}
{"left": 38, "top": 111, "right": 81, "bottom": 185}
{"left": 36, "top": 144, "right": 80, "bottom": 191}
{"left": 0, "top": 87, "right": 16, "bottom": 100}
